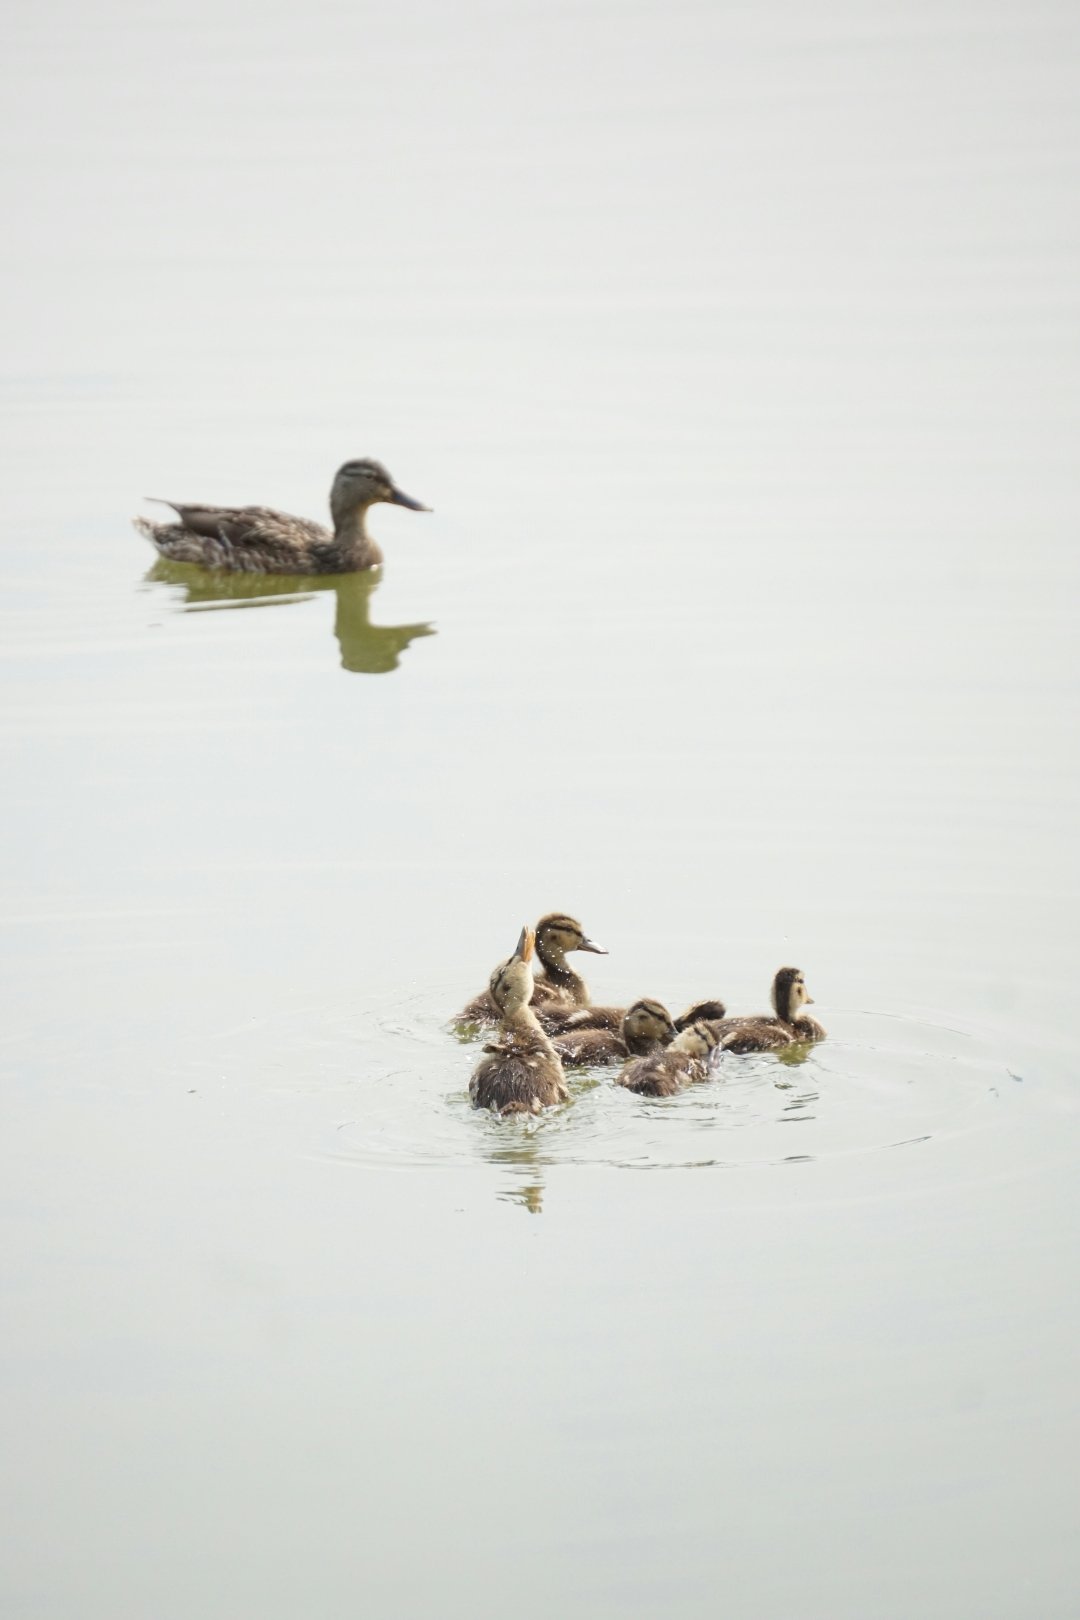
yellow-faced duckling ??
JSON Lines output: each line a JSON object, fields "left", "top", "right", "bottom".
{"left": 615, "top": 1021, "right": 722, "bottom": 1097}
{"left": 543, "top": 993, "right": 727, "bottom": 1036}
{"left": 552, "top": 998, "right": 678, "bottom": 1067}
{"left": 134, "top": 458, "right": 430, "bottom": 575}
{"left": 469, "top": 927, "right": 570, "bottom": 1118}
{"left": 709, "top": 967, "right": 825, "bottom": 1054}
{"left": 458, "top": 911, "right": 607, "bottom": 1025}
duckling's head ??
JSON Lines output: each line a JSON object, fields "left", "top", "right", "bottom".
{"left": 622, "top": 999, "right": 678, "bottom": 1045}
{"left": 771, "top": 966, "right": 815, "bottom": 1023}
{"left": 488, "top": 925, "right": 536, "bottom": 1016}
{"left": 330, "top": 459, "right": 430, "bottom": 525}
{"left": 535, "top": 912, "right": 608, "bottom": 962}
{"left": 673, "top": 1021, "right": 722, "bottom": 1059}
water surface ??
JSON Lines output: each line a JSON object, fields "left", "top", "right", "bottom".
{"left": 2, "top": 1, "right": 1079, "bottom": 1616}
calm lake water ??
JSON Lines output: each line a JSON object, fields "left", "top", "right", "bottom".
{"left": 3, "top": 0, "right": 1079, "bottom": 1615}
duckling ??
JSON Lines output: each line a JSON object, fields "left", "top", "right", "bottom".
{"left": 457, "top": 912, "right": 607, "bottom": 1025}
{"left": 134, "top": 458, "right": 430, "bottom": 575}
{"left": 552, "top": 998, "right": 678, "bottom": 1067}
{"left": 543, "top": 994, "right": 727, "bottom": 1036}
{"left": 615, "top": 1021, "right": 722, "bottom": 1097}
{"left": 469, "top": 927, "right": 570, "bottom": 1118}
{"left": 708, "top": 967, "right": 825, "bottom": 1053}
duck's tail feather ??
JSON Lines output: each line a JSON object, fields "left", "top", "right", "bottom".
{"left": 132, "top": 515, "right": 160, "bottom": 545}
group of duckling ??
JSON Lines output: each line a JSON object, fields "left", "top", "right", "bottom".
{"left": 459, "top": 912, "right": 824, "bottom": 1118}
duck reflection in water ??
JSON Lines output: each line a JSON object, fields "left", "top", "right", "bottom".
{"left": 145, "top": 560, "right": 435, "bottom": 674}
{"left": 486, "top": 1131, "right": 548, "bottom": 1215}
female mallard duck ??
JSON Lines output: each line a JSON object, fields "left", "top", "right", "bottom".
{"left": 615, "top": 1021, "right": 721, "bottom": 1097}
{"left": 709, "top": 967, "right": 825, "bottom": 1053}
{"left": 457, "top": 912, "right": 607, "bottom": 1025}
{"left": 469, "top": 927, "right": 570, "bottom": 1118}
{"left": 552, "top": 998, "right": 678, "bottom": 1067}
{"left": 134, "top": 458, "right": 430, "bottom": 575}
{"left": 543, "top": 994, "right": 727, "bottom": 1036}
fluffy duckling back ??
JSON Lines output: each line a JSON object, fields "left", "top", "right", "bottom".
{"left": 552, "top": 998, "right": 678, "bottom": 1067}
{"left": 457, "top": 911, "right": 607, "bottom": 1025}
{"left": 469, "top": 926, "right": 570, "bottom": 1117}
{"left": 542, "top": 993, "right": 727, "bottom": 1036}
{"left": 135, "top": 459, "right": 429, "bottom": 575}
{"left": 709, "top": 967, "right": 826, "bottom": 1053}
{"left": 615, "top": 1021, "right": 721, "bottom": 1097}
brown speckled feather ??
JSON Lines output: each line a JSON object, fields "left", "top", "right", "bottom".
{"left": 615, "top": 1022, "right": 720, "bottom": 1096}
{"left": 134, "top": 458, "right": 428, "bottom": 576}
{"left": 544, "top": 995, "right": 727, "bottom": 1036}
{"left": 616, "top": 1049, "right": 712, "bottom": 1097}
{"left": 469, "top": 1036, "right": 570, "bottom": 1115}
{"left": 553, "top": 999, "right": 676, "bottom": 1066}
{"left": 552, "top": 1025, "right": 633, "bottom": 1065}
{"left": 709, "top": 1014, "right": 826, "bottom": 1053}
{"left": 134, "top": 509, "right": 348, "bottom": 575}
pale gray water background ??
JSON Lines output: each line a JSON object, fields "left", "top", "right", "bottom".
{"left": 2, "top": 0, "right": 1079, "bottom": 1614}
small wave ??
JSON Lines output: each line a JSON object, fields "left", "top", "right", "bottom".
{"left": 173, "top": 990, "right": 1010, "bottom": 1180}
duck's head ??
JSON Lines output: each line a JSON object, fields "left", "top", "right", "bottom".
{"left": 534, "top": 912, "right": 608, "bottom": 963}
{"left": 771, "top": 966, "right": 815, "bottom": 1023}
{"left": 672, "top": 1021, "right": 722, "bottom": 1059}
{"left": 488, "top": 925, "right": 536, "bottom": 1016}
{"left": 330, "top": 459, "right": 430, "bottom": 525}
{"left": 622, "top": 999, "right": 678, "bottom": 1045}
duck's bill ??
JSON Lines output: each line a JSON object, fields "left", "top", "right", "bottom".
{"left": 514, "top": 925, "right": 536, "bottom": 963}
{"left": 388, "top": 486, "right": 431, "bottom": 512}
{"left": 577, "top": 935, "right": 608, "bottom": 955}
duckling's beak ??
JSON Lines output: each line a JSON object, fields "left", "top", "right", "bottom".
{"left": 387, "top": 485, "right": 431, "bottom": 512}
{"left": 577, "top": 935, "right": 607, "bottom": 955}
{"left": 805, "top": 994, "right": 815, "bottom": 1004}
{"left": 513, "top": 925, "right": 536, "bottom": 963}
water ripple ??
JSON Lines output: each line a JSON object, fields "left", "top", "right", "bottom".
{"left": 300, "top": 999, "right": 1008, "bottom": 1176}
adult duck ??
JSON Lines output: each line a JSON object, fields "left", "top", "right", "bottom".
{"left": 134, "top": 458, "right": 429, "bottom": 574}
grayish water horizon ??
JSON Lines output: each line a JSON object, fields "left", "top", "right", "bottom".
{"left": 2, "top": 0, "right": 1078, "bottom": 1615}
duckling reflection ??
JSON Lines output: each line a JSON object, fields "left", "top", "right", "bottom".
{"left": 480, "top": 1095, "right": 552, "bottom": 1214}
{"left": 144, "top": 559, "right": 434, "bottom": 674}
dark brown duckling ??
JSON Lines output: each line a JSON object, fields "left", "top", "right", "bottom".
{"left": 457, "top": 911, "right": 607, "bottom": 1025}
{"left": 552, "top": 998, "right": 678, "bottom": 1067}
{"left": 615, "top": 1021, "right": 722, "bottom": 1097}
{"left": 542, "top": 994, "right": 727, "bottom": 1036}
{"left": 134, "top": 458, "right": 430, "bottom": 575}
{"left": 707, "top": 967, "right": 826, "bottom": 1054}
{"left": 469, "top": 926, "right": 570, "bottom": 1118}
